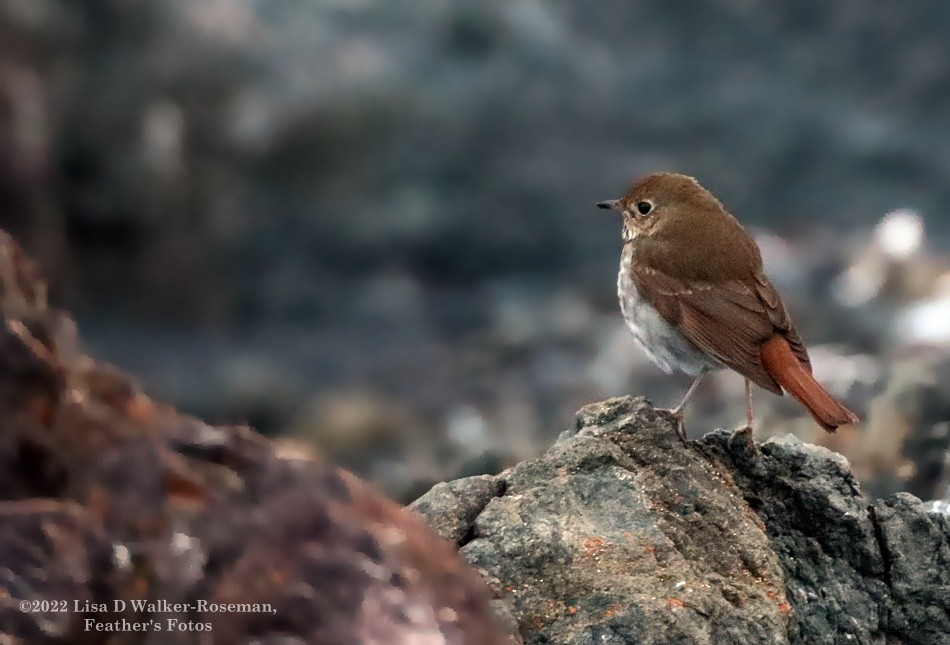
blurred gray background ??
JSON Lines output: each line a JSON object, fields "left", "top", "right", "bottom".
{"left": 2, "top": 0, "right": 949, "bottom": 502}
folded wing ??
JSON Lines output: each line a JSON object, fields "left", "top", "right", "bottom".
{"left": 631, "top": 264, "right": 810, "bottom": 395}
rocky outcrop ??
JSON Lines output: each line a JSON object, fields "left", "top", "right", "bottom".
{"left": 412, "top": 397, "right": 950, "bottom": 644}
{"left": 0, "top": 231, "right": 508, "bottom": 643}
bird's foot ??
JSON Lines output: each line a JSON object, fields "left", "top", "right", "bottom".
{"left": 662, "top": 409, "right": 690, "bottom": 445}
{"left": 727, "top": 423, "right": 755, "bottom": 450}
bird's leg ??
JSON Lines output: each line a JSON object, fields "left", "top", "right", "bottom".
{"left": 672, "top": 371, "right": 706, "bottom": 417}
{"left": 745, "top": 378, "right": 755, "bottom": 430}
{"left": 728, "top": 379, "right": 756, "bottom": 447}
{"left": 667, "top": 369, "right": 706, "bottom": 442}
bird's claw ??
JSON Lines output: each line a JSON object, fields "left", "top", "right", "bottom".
{"left": 666, "top": 409, "right": 689, "bottom": 444}
{"left": 727, "top": 424, "right": 755, "bottom": 450}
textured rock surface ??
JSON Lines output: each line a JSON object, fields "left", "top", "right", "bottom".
{"left": 0, "top": 230, "right": 509, "bottom": 644}
{"left": 413, "top": 396, "right": 950, "bottom": 644}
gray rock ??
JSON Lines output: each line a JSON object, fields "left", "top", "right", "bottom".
{"left": 700, "top": 428, "right": 889, "bottom": 643}
{"left": 870, "top": 494, "right": 950, "bottom": 643}
{"left": 413, "top": 396, "right": 950, "bottom": 644}
{"left": 410, "top": 474, "right": 505, "bottom": 543}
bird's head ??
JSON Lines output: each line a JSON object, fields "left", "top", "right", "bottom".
{"left": 597, "top": 172, "right": 724, "bottom": 243}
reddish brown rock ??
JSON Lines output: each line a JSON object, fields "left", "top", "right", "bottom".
{"left": 0, "top": 230, "right": 510, "bottom": 644}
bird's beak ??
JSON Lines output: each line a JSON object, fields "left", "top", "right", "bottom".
{"left": 596, "top": 199, "right": 621, "bottom": 211}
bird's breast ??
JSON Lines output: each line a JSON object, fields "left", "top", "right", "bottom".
{"left": 617, "top": 246, "right": 721, "bottom": 377}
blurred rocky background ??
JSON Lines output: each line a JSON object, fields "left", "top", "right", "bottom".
{"left": 0, "top": 1, "right": 948, "bottom": 503}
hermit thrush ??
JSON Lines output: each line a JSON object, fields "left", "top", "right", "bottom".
{"left": 597, "top": 172, "right": 858, "bottom": 439}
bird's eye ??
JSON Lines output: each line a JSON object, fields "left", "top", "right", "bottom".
{"left": 636, "top": 201, "right": 652, "bottom": 215}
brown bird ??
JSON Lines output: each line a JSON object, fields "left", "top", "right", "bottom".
{"left": 597, "top": 172, "right": 858, "bottom": 439}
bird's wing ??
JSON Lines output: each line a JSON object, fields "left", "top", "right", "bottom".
{"left": 631, "top": 263, "right": 810, "bottom": 394}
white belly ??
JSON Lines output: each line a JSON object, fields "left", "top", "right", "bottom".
{"left": 618, "top": 249, "right": 721, "bottom": 377}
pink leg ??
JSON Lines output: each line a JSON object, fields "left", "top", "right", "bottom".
{"left": 668, "top": 369, "right": 707, "bottom": 442}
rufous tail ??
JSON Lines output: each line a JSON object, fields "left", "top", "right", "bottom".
{"left": 760, "top": 334, "right": 859, "bottom": 432}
